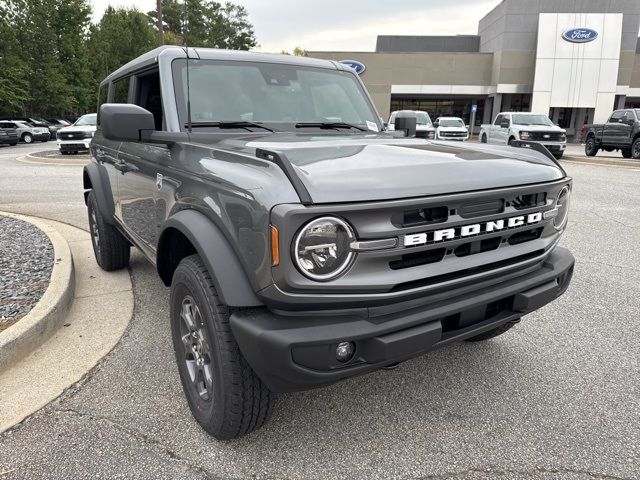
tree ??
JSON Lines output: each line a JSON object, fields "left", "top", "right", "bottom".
{"left": 87, "top": 6, "right": 157, "bottom": 85}
{"left": 148, "top": 0, "right": 257, "bottom": 50}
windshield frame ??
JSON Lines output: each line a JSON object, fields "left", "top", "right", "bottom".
{"left": 511, "top": 114, "right": 554, "bottom": 127}
{"left": 74, "top": 114, "right": 97, "bottom": 127}
{"left": 170, "top": 58, "right": 383, "bottom": 134}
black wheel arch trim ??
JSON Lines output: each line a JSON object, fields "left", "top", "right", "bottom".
{"left": 83, "top": 161, "right": 116, "bottom": 224}
{"left": 158, "top": 209, "right": 263, "bottom": 307}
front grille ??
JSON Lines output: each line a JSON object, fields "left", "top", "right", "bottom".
{"left": 272, "top": 180, "right": 569, "bottom": 297}
{"left": 60, "top": 131, "right": 85, "bottom": 140}
{"left": 528, "top": 132, "right": 564, "bottom": 141}
{"left": 439, "top": 132, "right": 467, "bottom": 137}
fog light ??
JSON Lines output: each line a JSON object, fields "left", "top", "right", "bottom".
{"left": 336, "top": 342, "right": 355, "bottom": 362}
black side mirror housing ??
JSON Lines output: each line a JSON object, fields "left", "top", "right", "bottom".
{"left": 500, "top": 120, "right": 510, "bottom": 128}
{"left": 433, "top": 121, "right": 439, "bottom": 128}
{"left": 394, "top": 110, "right": 417, "bottom": 137}
{"left": 100, "top": 103, "right": 155, "bottom": 142}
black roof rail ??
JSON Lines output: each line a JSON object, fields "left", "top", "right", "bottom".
{"left": 255, "top": 148, "right": 313, "bottom": 205}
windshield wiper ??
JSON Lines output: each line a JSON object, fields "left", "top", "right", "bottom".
{"left": 295, "top": 122, "right": 367, "bottom": 132}
{"left": 185, "top": 121, "right": 277, "bottom": 132}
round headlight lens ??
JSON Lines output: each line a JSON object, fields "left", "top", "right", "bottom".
{"left": 293, "top": 217, "right": 355, "bottom": 281}
{"left": 554, "top": 185, "right": 571, "bottom": 230}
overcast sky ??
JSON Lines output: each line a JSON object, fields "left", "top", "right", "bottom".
{"left": 90, "top": 0, "right": 503, "bottom": 52}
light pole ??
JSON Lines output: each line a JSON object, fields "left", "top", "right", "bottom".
{"left": 156, "top": 0, "right": 164, "bottom": 45}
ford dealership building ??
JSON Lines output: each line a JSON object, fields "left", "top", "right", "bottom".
{"left": 309, "top": 0, "right": 640, "bottom": 138}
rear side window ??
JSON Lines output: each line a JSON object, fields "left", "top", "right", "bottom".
{"left": 112, "top": 77, "right": 130, "bottom": 103}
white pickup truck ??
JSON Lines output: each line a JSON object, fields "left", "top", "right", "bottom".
{"left": 480, "top": 112, "right": 566, "bottom": 159}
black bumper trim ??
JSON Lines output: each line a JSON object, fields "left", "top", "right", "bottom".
{"left": 230, "top": 247, "right": 574, "bottom": 393}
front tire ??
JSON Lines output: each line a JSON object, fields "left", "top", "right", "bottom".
{"left": 466, "top": 319, "right": 519, "bottom": 342}
{"left": 87, "top": 190, "right": 130, "bottom": 271}
{"left": 170, "top": 254, "right": 274, "bottom": 440}
{"left": 22, "top": 133, "right": 33, "bottom": 144}
{"left": 481, "top": 133, "right": 487, "bottom": 143}
{"left": 585, "top": 136, "right": 598, "bottom": 156}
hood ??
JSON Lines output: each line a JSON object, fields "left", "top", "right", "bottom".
{"left": 59, "top": 125, "right": 96, "bottom": 133}
{"left": 214, "top": 133, "right": 565, "bottom": 204}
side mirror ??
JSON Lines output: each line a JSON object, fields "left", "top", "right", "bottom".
{"left": 433, "top": 121, "right": 439, "bottom": 128}
{"left": 394, "top": 110, "right": 417, "bottom": 137}
{"left": 100, "top": 103, "right": 155, "bottom": 142}
{"left": 500, "top": 120, "right": 510, "bottom": 128}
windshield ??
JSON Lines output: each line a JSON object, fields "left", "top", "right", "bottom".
{"left": 172, "top": 59, "right": 381, "bottom": 132}
{"left": 512, "top": 114, "right": 553, "bottom": 126}
{"left": 415, "top": 112, "right": 432, "bottom": 126}
{"left": 75, "top": 114, "right": 97, "bottom": 126}
{"left": 439, "top": 118, "right": 464, "bottom": 128}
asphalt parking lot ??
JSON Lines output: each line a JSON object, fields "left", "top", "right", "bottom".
{"left": 0, "top": 142, "right": 638, "bottom": 479}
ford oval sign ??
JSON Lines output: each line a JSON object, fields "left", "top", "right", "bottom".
{"left": 340, "top": 60, "right": 366, "bottom": 75}
{"left": 562, "top": 28, "right": 598, "bottom": 43}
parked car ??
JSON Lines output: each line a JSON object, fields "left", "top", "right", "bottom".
{"left": 0, "top": 120, "right": 50, "bottom": 143}
{"left": 45, "top": 118, "right": 72, "bottom": 127}
{"left": 580, "top": 109, "right": 640, "bottom": 159}
{"left": 56, "top": 113, "right": 97, "bottom": 154}
{"left": 434, "top": 116, "right": 469, "bottom": 141}
{"left": 0, "top": 116, "right": 59, "bottom": 140}
{"left": 0, "top": 126, "right": 19, "bottom": 146}
{"left": 86, "top": 46, "right": 574, "bottom": 440}
{"left": 387, "top": 110, "right": 435, "bottom": 138}
{"left": 480, "top": 112, "right": 566, "bottom": 159}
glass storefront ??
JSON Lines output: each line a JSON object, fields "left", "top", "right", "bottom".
{"left": 389, "top": 97, "right": 485, "bottom": 125}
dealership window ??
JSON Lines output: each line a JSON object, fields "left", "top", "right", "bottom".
{"left": 389, "top": 97, "right": 484, "bottom": 125}
{"left": 502, "top": 94, "right": 530, "bottom": 112}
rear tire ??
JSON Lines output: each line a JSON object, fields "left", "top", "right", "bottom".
{"left": 87, "top": 190, "right": 130, "bottom": 271}
{"left": 170, "top": 254, "right": 275, "bottom": 440}
{"left": 632, "top": 137, "right": 640, "bottom": 160}
{"left": 466, "top": 319, "right": 519, "bottom": 342}
{"left": 584, "top": 136, "right": 598, "bottom": 156}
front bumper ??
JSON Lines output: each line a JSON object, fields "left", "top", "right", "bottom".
{"left": 231, "top": 246, "right": 574, "bottom": 393}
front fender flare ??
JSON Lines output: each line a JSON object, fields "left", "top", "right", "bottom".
{"left": 83, "top": 162, "right": 115, "bottom": 223}
{"left": 159, "top": 209, "right": 262, "bottom": 307}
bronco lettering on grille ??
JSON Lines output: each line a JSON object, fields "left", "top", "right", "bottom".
{"left": 404, "top": 212, "right": 542, "bottom": 247}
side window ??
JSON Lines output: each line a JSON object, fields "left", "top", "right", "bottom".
{"left": 96, "top": 84, "right": 108, "bottom": 125}
{"left": 610, "top": 111, "right": 624, "bottom": 122}
{"left": 623, "top": 111, "right": 634, "bottom": 123}
{"left": 133, "top": 70, "right": 163, "bottom": 130}
{"left": 494, "top": 114, "right": 503, "bottom": 126}
{"left": 112, "top": 77, "right": 130, "bottom": 103}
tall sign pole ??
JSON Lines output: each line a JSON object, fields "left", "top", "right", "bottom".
{"left": 157, "top": 0, "right": 164, "bottom": 45}
{"left": 470, "top": 103, "right": 477, "bottom": 140}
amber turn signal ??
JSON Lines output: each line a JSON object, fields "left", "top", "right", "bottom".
{"left": 270, "top": 225, "right": 280, "bottom": 266}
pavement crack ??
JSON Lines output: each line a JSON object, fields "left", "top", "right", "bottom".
{"left": 418, "top": 466, "right": 633, "bottom": 479}
{"left": 54, "top": 407, "right": 222, "bottom": 479}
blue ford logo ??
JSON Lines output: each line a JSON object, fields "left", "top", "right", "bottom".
{"left": 340, "top": 60, "right": 366, "bottom": 75}
{"left": 562, "top": 28, "right": 598, "bottom": 43}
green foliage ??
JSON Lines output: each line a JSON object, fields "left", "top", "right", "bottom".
{"left": 0, "top": 0, "right": 258, "bottom": 117}
{"left": 148, "top": 0, "right": 257, "bottom": 50}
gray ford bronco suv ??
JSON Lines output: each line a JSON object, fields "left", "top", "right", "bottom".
{"left": 85, "top": 46, "right": 574, "bottom": 440}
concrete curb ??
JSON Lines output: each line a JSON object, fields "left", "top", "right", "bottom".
{"left": 16, "top": 153, "right": 89, "bottom": 166}
{"left": 0, "top": 212, "right": 75, "bottom": 372}
{"left": 562, "top": 156, "right": 640, "bottom": 168}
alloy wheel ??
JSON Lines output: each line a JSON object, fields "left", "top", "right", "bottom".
{"left": 90, "top": 209, "right": 101, "bottom": 256}
{"left": 633, "top": 141, "right": 640, "bottom": 159}
{"left": 179, "top": 296, "right": 214, "bottom": 401}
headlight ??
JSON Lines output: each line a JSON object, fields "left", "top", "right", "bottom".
{"left": 293, "top": 217, "right": 355, "bottom": 281}
{"left": 554, "top": 185, "right": 571, "bottom": 230}
{"left": 83, "top": 131, "right": 94, "bottom": 138}
{"left": 560, "top": 133, "right": 566, "bottom": 141}
{"left": 519, "top": 131, "right": 531, "bottom": 140}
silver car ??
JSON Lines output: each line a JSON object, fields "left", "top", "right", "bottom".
{"left": 0, "top": 120, "right": 50, "bottom": 143}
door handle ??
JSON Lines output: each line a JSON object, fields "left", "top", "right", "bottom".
{"left": 114, "top": 160, "right": 138, "bottom": 174}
